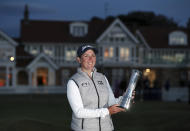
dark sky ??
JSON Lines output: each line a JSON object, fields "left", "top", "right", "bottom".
{"left": 0, "top": 0, "right": 189, "bottom": 37}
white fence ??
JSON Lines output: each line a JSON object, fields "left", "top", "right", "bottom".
{"left": 162, "top": 87, "right": 189, "bottom": 102}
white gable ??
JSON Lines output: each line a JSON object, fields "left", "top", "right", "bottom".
{"left": 0, "top": 30, "right": 17, "bottom": 64}
{"left": 0, "top": 30, "right": 18, "bottom": 47}
{"left": 136, "top": 30, "right": 151, "bottom": 49}
{"left": 96, "top": 18, "right": 139, "bottom": 44}
{"left": 27, "top": 53, "right": 58, "bottom": 71}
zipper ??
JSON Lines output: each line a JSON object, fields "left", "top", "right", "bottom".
{"left": 92, "top": 75, "right": 101, "bottom": 131}
{"left": 82, "top": 118, "right": 84, "bottom": 129}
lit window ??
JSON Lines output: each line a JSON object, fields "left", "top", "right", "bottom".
{"left": 104, "top": 48, "right": 109, "bottom": 58}
{"left": 31, "top": 50, "right": 38, "bottom": 55}
{"left": 175, "top": 53, "right": 185, "bottom": 62}
{"left": 110, "top": 47, "right": 113, "bottom": 57}
{"left": 120, "top": 47, "right": 130, "bottom": 61}
{"left": 31, "top": 46, "right": 39, "bottom": 55}
{"left": 43, "top": 47, "right": 53, "bottom": 57}
{"left": 162, "top": 53, "right": 185, "bottom": 63}
{"left": 104, "top": 47, "right": 114, "bottom": 59}
{"left": 44, "top": 49, "right": 53, "bottom": 56}
{"left": 65, "top": 49, "right": 76, "bottom": 61}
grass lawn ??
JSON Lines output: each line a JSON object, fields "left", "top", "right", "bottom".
{"left": 0, "top": 94, "right": 190, "bottom": 131}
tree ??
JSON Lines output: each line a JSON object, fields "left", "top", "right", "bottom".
{"left": 91, "top": 11, "right": 179, "bottom": 27}
{"left": 115, "top": 11, "right": 178, "bottom": 27}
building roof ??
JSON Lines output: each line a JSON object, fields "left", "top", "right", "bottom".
{"left": 21, "top": 19, "right": 113, "bottom": 43}
{"left": 20, "top": 18, "right": 190, "bottom": 49}
{"left": 139, "top": 27, "right": 190, "bottom": 49}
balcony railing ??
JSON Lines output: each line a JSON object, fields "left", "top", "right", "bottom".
{"left": 52, "top": 55, "right": 190, "bottom": 67}
{"left": 143, "top": 57, "right": 190, "bottom": 67}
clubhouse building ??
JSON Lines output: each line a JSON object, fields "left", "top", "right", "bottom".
{"left": 0, "top": 6, "right": 190, "bottom": 101}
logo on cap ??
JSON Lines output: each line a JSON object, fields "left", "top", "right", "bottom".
{"left": 82, "top": 45, "right": 93, "bottom": 52}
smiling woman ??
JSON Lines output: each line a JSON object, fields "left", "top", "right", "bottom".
{"left": 66, "top": 44, "right": 126, "bottom": 131}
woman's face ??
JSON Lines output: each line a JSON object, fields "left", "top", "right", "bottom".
{"left": 77, "top": 49, "right": 96, "bottom": 72}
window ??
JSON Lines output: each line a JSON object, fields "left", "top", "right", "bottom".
{"left": 109, "top": 33, "right": 126, "bottom": 42}
{"left": 30, "top": 46, "right": 39, "bottom": 55}
{"left": 175, "top": 53, "right": 185, "bottom": 62}
{"left": 65, "top": 48, "right": 76, "bottom": 61}
{"left": 162, "top": 53, "right": 185, "bottom": 63}
{"left": 70, "top": 22, "right": 88, "bottom": 37}
{"left": 43, "top": 46, "right": 53, "bottom": 57}
{"left": 108, "top": 24, "right": 127, "bottom": 43}
{"left": 73, "top": 26, "right": 85, "bottom": 36}
{"left": 169, "top": 31, "right": 187, "bottom": 45}
{"left": 120, "top": 47, "right": 130, "bottom": 61}
{"left": 104, "top": 47, "right": 114, "bottom": 59}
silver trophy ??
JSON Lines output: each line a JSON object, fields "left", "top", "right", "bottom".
{"left": 118, "top": 69, "right": 141, "bottom": 109}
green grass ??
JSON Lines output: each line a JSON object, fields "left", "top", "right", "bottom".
{"left": 113, "top": 101, "right": 190, "bottom": 131}
{"left": 0, "top": 95, "right": 190, "bottom": 131}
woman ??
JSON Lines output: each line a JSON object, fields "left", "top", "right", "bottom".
{"left": 67, "top": 45, "right": 128, "bottom": 131}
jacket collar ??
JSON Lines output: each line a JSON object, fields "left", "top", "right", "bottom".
{"left": 77, "top": 67, "right": 97, "bottom": 78}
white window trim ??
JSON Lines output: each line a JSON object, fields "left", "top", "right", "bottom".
{"left": 64, "top": 46, "right": 77, "bottom": 61}
{"left": 119, "top": 47, "right": 131, "bottom": 62}
{"left": 169, "top": 31, "right": 187, "bottom": 45}
{"left": 70, "top": 22, "right": 88, "bottom": 37}
{"left": 30, "top": 45, "right": 40, "bottom": 55}
{"left": 43, "top": 45, "right": 55, "bottom": 58}
{"left": 103, "top": 46, "right": 115, "bottom": 62}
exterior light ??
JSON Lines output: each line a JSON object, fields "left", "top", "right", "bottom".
{"left": 10, "top": 56, "right": 15, "bottom": 62}
{"left": 146, "top": 68, "right": 150, "bottom": 73}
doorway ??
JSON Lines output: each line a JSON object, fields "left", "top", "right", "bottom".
{"left": 36, "top": 67, "right": 48, "bottom": 86}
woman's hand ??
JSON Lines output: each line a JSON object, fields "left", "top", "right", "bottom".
{"left": 108, "top": 104, "right": 125, "bottom": 115}
{"left": 108, "top": 90, "right": 136, "bottom": 115}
